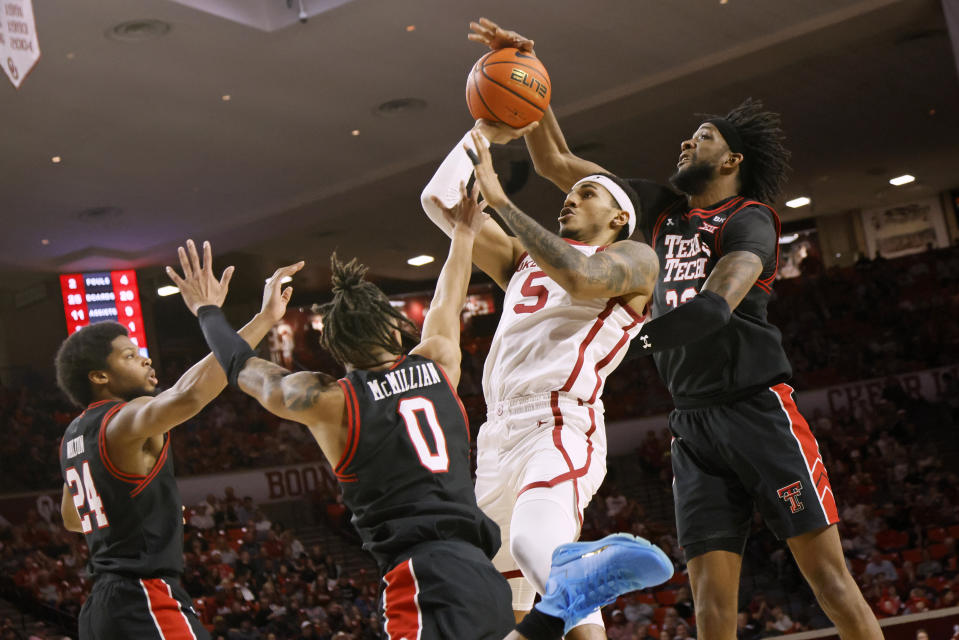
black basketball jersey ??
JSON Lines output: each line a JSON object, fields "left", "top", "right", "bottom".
{"left": 59, "top": 400, "right": 184, "bottom": 578}
{"left": 334, "top": 354, "right": 500, "bottom": 572}
{"left": 630, "top": 179, "right": 792, "bottom": 408}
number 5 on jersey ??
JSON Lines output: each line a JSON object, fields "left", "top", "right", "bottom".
{"left": 65, "top": 462, "right": 109, "bottom": 533}
{"left": 397, "top": 397, "right": 450, "bottom": 473}
{"left": 513, "top": 270, "right": 548, "bottom": 314}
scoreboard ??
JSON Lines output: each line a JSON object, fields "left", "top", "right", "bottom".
{"left": 59, "top": 270, "right": 150, "bottom": 357}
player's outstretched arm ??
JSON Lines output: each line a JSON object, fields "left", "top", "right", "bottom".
{"left": 624, "top": 205, "right": 776, "bottom": 359}
{"left": 420, "top": 128, "right": 529, "bottom": 290}
{"left": 467, "top": 18, "right": 607, "bottom": 192}
{"left": 412, "top": 182, "right": 488, "bottom": 387}
{"left": 108, "top": 241, "right": 303, "bottom": 443}
{"left": 525, "top": 107, "right": 610, "bottom": 192}
{"left": 624, "top": 252, "right": 763, "bottom": 360}
{"left": 234, "top": 360, "right": 346, "bottom": 465}
{"left": 469, "top": 131, "right": 657, "bottom": 299}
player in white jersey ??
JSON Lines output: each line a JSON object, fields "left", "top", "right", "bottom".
{"left": 421, "top": 125, "right": 659, "bottom": 639}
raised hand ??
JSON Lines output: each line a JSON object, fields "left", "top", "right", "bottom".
{"left": 466, "top": 129, "right": 509, "bottom": 210}
{"left": 429, "top": 182, "right": 489, "bottom": 238}
{"left": 166, "top": 239, "right": 234, "bottom": 316}
{"left": 468, "top": 17, "right": 534, "bottom": 53}
{"left": 261, "top": 261, "right": 305, "bottom": 324}
{"left": 474, "top": 118, "right": 539, "bottom": 145}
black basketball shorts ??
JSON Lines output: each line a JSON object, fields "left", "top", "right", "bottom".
{"left": 381, "top": 540, "right": 515, "bottom": 640}
{"left": 79, "top": 573, "right": 209, "bottom": 640}
{"left": 670, "top": 383, "right": 840, "bottom": 561}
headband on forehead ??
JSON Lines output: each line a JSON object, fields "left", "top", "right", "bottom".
{"left": 704, "top": 118, "right": 744, "bottom": 154}
{"left": 571, "top": 174, "right": 636, "bottom": 237}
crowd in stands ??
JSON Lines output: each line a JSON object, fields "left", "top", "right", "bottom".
{"left": 1, "top": 487, "right": 384, "bottom": 640}
{"left": 1, "top": 245, "right": 958, "bottom": 638}
{"left": 3, "top": 245, "right": 958, "bottom": 490}
{"left": 2, "top": 370, "right": 956, "bottom": 639}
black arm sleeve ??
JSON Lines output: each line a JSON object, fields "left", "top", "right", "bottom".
{"left": 623, "top": 290, "right": 731, "bottom": 360}
{"left": 196, "top": 305, "right": 256, "bottom": 387}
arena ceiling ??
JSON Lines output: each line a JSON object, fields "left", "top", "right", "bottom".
{"left": 1, "top": 0, "right": 957, "bottom": 296}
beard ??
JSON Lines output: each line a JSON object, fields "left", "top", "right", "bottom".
{"left": 558, "top": 218, "right": 583, "bottom": 241}
{"left": 669, "top": 160, "right": 716, "bottom": 196}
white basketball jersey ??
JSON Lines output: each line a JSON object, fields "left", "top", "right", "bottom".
{"left": 482, "top": 242, "right": 647, "bottom": 407}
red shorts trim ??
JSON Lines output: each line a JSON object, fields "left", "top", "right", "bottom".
{"left": 771, "top": 384, "right": 839, "bottom": 524}
{"left": 383, "top": 559, "right": 422, "bottom": 640}
{"left": 139, "top": 578, "right": 199, "bottom": 640}
{"left": 516, "top": 393, "right": 596, "bottom": 525}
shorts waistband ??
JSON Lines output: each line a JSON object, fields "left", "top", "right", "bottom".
{"left": 489, "top": 391, "right": 601, "bottom": 418}
{"left": 92, "top": 571, "right": 182, "bottom": 585}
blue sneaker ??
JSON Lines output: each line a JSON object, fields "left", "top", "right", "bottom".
{"left": 534, "top": 533, "right": 674, "bottom": 634}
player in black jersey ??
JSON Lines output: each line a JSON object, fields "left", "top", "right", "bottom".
{"left": 467, "top": 17, "right": 882, "bottom": 640}
{"left": 166, "top": 184, "right": 675, "bottom": 640}
{"left": 55, "top": 239, "right": 302, "bottom": 640}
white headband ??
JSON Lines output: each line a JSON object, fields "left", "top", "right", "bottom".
{"left": 571, "top": 174, "right": 636, "bottom": 237}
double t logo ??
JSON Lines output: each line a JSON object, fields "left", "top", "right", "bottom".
{"left": 777, "top": 481, "right": 805, "bottom": 513}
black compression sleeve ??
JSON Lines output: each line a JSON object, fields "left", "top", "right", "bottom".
{"left": 624, "top": 290, "right": 731, "bottom": 360}
{"left": 515, "top": 608, "right": 565, "bottom": 640}
{"left": 196, "top": 305, "right": 256, "bottom": 387}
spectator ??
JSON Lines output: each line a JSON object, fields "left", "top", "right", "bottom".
{"left": 190, "top": 504, "right": 216, "bottom": 530}
{"left": 864, "top": 551, "right": 898, "bottom": 582}
{"left": 737, "top": 610, "right": 760, "bottom": 640}
{"left": 876, "top": 586, "right": 903, "bottom": 617}
{"left": 622, "top": 592, "right": 654, "bottom": 625}
{"left": 768, "top": 605, "right": 794, "bottom": 632}
{"left": 673, "top": 585, "right": 694, "bottom": 620}
{"left": 916, "top": 548, "right": 943, "bottom": 579}
{"left": 235, "top": 497, "right": 256, "bottom": 525}
{"left": 606, "top": 485, "right": 628, "bottom": 519}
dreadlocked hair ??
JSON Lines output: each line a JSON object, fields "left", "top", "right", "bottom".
{"left": 314, "top": 252, "right": 419, "bottom": 369}
{"left": 710, "top": 97, "right": 791, "bottom": 205}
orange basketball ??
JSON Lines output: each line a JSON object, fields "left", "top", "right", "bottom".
{"left": 466, "top": 48, "right": 551, "bottom": 128}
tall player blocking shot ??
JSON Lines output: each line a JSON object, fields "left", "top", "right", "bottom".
{"left": 176, "top": 187, "right": 674, "bottom": 640}
{"left": 468, "top": 16, "right": 882, "bottom": 640}
{"left": 55, "top": 239, "right": 301, "bottom": 640}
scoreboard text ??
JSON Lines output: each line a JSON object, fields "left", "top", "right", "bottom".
{"left": 59, "top": 270, "right": 149, "bottom": 357}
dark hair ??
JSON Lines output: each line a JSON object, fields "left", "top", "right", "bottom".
{"left": 595, "top": 173, "right": 640, "bottom": 241}
{"left": 313, "top": 253, "right": 419, "bottom": 369}
{"left": 54, "top": 321, "right": 128, "bottom": 407}
{"left": 706, "top": 98, "right": 791, "bottom": 204}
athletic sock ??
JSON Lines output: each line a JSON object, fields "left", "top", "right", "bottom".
{"left": 514, "top": 608, "right": 565, "bottom": 640}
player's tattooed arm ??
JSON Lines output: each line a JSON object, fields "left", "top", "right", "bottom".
{"left": 702, "top": 251, "right": 764, "bottom": 310}
{"left": 237, "top": 358, "right": 340, "bottom": 424}
{"left": 237, "top": 358, "right": 348, "bottom": 473}
{"left": 496, "top": 201, "right": 657, "bottom": 297}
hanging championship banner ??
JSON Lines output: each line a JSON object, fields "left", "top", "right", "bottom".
{"left": 0, "top": 0, "right": 40, "bottom": 89}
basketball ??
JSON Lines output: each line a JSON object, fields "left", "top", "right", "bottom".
{"left": 466, "top": 47, "right": 551, "bottom": 128}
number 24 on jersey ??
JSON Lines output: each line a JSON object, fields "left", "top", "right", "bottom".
{"left": 65, "top": 462, "right": 110, "bottom": 533}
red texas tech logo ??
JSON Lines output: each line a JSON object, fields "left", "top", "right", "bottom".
{"left": 777, "top": 481, "right": 805, "bottom": 513}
